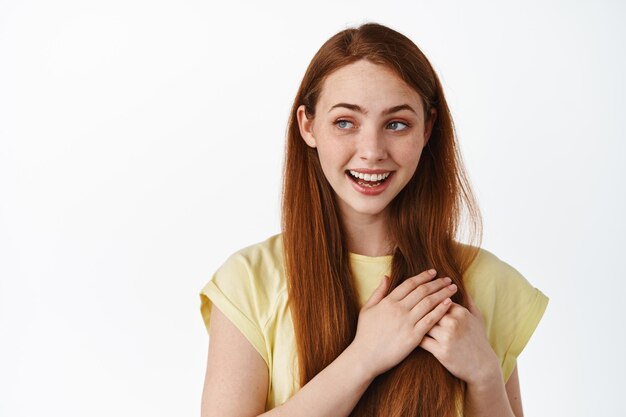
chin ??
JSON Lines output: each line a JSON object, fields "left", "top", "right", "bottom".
{"left": 342, "top": 201, "right": 392, "bottom": 218}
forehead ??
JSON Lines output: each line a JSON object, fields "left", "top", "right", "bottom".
{"left": 317, "top": 60, "right": 423, "bottom": 113}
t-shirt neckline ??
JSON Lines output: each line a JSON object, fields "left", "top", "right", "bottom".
{"left": 348, "top": 252, "right": 393, "bottom": 263}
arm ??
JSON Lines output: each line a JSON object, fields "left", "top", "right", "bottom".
{"left": 201, "top": 304, "right": 268, "bottom": 417}
{"left": 463, "top": 365, "right": 523, "bottom": 417}
{"left": 505, "top": 365, "right": 524, "bottom": 417}
{"left": 201, "top": 304, "right": 376, "bottom": 417}
{"left": 463, "top": 364, "right": 523, "bottom": 417}
{"left": 202, "top": 270, "right": 457, "bottom": 417}
{"left": 259, "top": 343, "right": 375, "bottom": 417}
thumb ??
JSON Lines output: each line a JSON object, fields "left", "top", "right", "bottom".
{"left": 363, "top": 275, "right": 390, "bottom": 309}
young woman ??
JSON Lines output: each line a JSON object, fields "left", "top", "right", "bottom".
{"left": 199, "top": 22, "right": 548, "bottom": 417}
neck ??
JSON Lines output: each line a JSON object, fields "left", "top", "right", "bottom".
{"left": 341, "top": 210, "right": 393, "bottom": 257}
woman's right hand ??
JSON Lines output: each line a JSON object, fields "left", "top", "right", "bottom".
{"left": 350, "top": 269, "right": 458, "bottom": 378}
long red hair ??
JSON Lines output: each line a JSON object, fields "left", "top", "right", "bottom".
{"left": 282, "top": 22, "right": 482, "bottom": 416}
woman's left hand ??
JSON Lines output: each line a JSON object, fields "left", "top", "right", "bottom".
{"left": 418, "top": 292, "right": 502, "bottom": 386}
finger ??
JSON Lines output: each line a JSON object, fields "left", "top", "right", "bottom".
{"left": 447, "top": 302, "right": 470, "bottom": 318}
{"left": 408, "top": 283, "right": 458, "bottom": 323}
{"left": 425, "top": 323, "right": 446, "bottom": 340}
{"left": 402, "top": 279, "right": 455, "bottom": 309}
{"left": 387, "top": 269, "right": 437, "bottom": 301}
{"left": 419, "top": 334, "right": 439, "bottom": 355}
{"left": 414, "top": 296, "right": 452, "bottom": 337}
{"left": 442, "top": 303, "right": 475, "bottom": 329}
{"left": 362, "top": 275, "right": 390, "bottom": 309}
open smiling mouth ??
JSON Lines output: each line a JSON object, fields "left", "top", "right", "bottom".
{"left": 346, "top": 170, "right": 392, "bottom": 188}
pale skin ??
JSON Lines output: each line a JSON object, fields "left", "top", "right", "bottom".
{"left": 201, "top": 60, "right": 525, "bottom": 416}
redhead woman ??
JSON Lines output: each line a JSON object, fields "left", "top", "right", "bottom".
{"left": 199, "top": 22, "right": 548, "bottom": 417}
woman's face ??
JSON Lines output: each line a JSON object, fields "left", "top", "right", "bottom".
{"left": 297, "top": 59, "right": 436, "bottom": 224}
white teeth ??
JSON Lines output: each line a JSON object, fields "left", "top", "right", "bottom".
{"left": 348, "top": 170, "right": 391, "bottom": 181}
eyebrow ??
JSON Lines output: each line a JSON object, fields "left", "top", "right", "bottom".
{"left": 328, "top": 103, "right": 417, "bottom": 115}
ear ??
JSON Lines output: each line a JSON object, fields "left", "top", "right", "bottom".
{"left": 423, "top": 107, "right": 437, "bottom": 147}
{"left": 296, "top": 104, "right": 317, "bottom": 148}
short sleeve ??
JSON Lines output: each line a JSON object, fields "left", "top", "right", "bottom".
{"left": 464, "top": 249, "right": 549, "bottom": 382}
{"left": 199, "top": 253, "right": 270, "bottom": 368}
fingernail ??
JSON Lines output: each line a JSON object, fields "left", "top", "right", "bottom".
{"left": 443, "top": 298, "right": 452, "bottom": 305}
{"left": 448, "top": 284, "right": 457, "bottom": 291}
{"left": 428, "top": 269, "right": 436, "bottom": 276}
{"left": 444, "top": 277, "right": 452, "bottom": 284}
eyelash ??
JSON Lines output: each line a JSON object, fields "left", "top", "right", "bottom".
{"left": 334, "top": 119, "right": 411, "bottom": 131}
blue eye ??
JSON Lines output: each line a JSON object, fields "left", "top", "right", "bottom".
{"left": 388, "top": 121, "right": 409, "bottom": 131}
{"left": 335, "top": 119, "right": 354, "bottom": 129}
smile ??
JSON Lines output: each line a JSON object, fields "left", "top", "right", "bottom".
{"left": 347, "top": 170, "right": 392, "bottom": 188}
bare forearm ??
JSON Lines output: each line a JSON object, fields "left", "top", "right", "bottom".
{"left": 464, "top": 369, "right": 516, "bottom": 417}
{"left": 258, "top": 344, "right": 374, "bottom": 417}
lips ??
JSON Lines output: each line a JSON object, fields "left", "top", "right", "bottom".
{"left": 345, "top": 169, "right": 394, "bottom": 195}
{"left": 347, "top": 170, "right": 391, "bottom": 184}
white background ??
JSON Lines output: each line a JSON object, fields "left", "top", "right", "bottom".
{"left": 1, "top": 0, "right": 624, "bottom": 416}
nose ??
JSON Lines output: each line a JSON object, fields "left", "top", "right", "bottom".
{"left": 358, "top": 129, "right": 388, "bottom": 162}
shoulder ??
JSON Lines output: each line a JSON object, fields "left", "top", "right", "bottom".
{"left": 216, "top": 234, "right": 284, "bottom": 274}
{"left": 204, "top": 233, "right": 286, "bottom": 301}
{"left": 228, "top": 233, "right": 285, "bottom": 272}
{"left": 463, "top": 246, "right": 530, "bottom": 294}
{"left": 199, "top": 234, "right": 287, "bottom": 367}
{"left": 461, "top": 245, "right": 548, "bottom": 316}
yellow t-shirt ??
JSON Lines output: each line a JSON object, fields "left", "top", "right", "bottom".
{"left": 199, "top": 234, "right": 548, "bottom": 410}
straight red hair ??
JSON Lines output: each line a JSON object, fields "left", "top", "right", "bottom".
{"left": 282, "top": 22, "right": 483, "bottom": 417}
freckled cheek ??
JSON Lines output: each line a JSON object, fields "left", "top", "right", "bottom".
{"left": 392, "top": 144, "right": 423, "bottom": 165}
{"left": 316, "top": 150, "right": 348, "bottom": 181}
{"left": 317, "top": 144, "right": 352, "bottom": 166}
